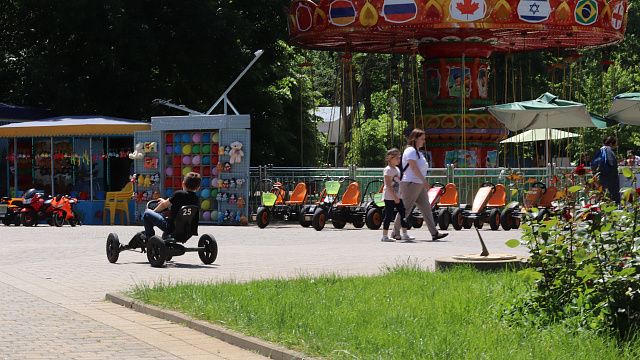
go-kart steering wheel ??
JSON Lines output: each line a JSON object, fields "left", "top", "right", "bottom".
{"left": 430, "top": 182, "right": 446, "bottom": 194}
{"left": 480, "top": 182, "right": 496, "bottom": 191}
{"left": 147, "top": 199, "right": 160, "bottom": 210}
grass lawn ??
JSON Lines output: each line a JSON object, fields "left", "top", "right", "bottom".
{"left": 130, "top": 267, "right": 640, "bottom": 359}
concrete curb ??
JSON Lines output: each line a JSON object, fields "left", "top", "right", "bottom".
{"left": 105, "top": 293, "right": 315, "bottom": 360}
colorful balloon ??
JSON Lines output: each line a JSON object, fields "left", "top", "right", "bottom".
{"left": 192, "top": 133, "right": 202, "bottom": 143}
{"left": 165, "top": 188, "right": 174, "bottom": 197}
{"left": 202, "top": 211, "right": 211, "bottom": 221}
{"left": 182, "top": 166, "right": 192, "bottom": 176}
{"left": 201, "top": 199, "right": 211, "bottom": 210}
{"left": 202, "top": 155, "right": 210, "bottom": 165}
{"left": 201, "top": 188, "right": 211, "bottom": 198}
{"left": 212, "top": 132, "right": 220, "bottom": 142}
{"left": 166, "top": 133, "right": 174, "bottom": 143}
{"left": 182, "top": 155, "right": 191, "bottom": 165}
{"left": 202, "top": 144, "right": 211, "bottom": 154}
{"left": 165, "top": 167, "right": 174, "bottom": 176}
{"left": 166, "top": 145, "right": 173, "bottom": 154}
{"left": 192, "top": 144, "right": 200, "bottom": 154}
{"left": 201, "top": 177, "right": 210, "bottom": 187}
{"left": 202, "top": 133, "right": 211, "bottom": 143}
{"left": 192, "top": 155, "right": 201, "bottom": 165}
{"left": 182, "top": 144, "right": 192, "bottom": 155}
{"left": 182, "top": 133, "right": 191, "bottom": 143}
{"left": 173, "top": 145, "right": 182, "bottom": 154}
{"left": 202, "top": 166, "right": 211, "bottom": 176}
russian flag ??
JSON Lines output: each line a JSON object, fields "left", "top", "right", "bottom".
{"left": 329, "top": 0, "right": 356, "bottom": 26}
{"left": 382, "top": 0, "right": 418, "bottom": 23}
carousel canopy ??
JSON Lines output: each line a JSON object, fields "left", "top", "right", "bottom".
{"left": 0, "top": 116, "right": 150, "bottom": 138}
{"left": 500, "top": 129, "right": 579, "bottom": 143}
{"left": 605, "top": 93, "right": 640, "bottom": 125}
{"left": 481, "top": 93, "right": 608, "bottom": 131}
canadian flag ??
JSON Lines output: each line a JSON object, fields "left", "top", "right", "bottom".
{"left": 449, "top": 0, "right": 487, "bottom": 21}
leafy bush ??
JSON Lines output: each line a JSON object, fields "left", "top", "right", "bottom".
{"left": 508, "top": 177, "right": 640, "bottom": 338}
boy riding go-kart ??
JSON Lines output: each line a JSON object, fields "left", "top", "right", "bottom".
{"left": 106, "top": 172, "right": 218, "bottom": 267}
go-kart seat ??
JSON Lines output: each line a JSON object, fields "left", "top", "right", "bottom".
{"left": 285, "top": 183, "right": 307, "bottom": 205}
{"left": 471, "top": 186, "right": 495, "bottom": 213}
{"left": 539, "top": 186, "right": 557, "bottom": 208}
{"left": 487, "top": 184, "right": 507, "bottom": 208}
{"left": 427, "top": 187, "right": 445, "bottom": 207}
{"left": 170, "top": 205, "right": 200, "bottom": 243}
{"left": 273, "top": 188, "right": 286, "bottom": 205}
{"left": 438, "top": 183, "right": 459, "bottom": 207}
{"left": 336, "top": 182, "right": 361, "bottom": 207}
{"left": 524, "top": 187, "right": 545, "bottom": 208}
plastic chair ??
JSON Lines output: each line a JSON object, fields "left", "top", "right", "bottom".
{"left": 336, "top": 182, "right": 361, "bottom": 207}
{"left": 285, "top": 183, "right": 308, "bottom": 205}
{"left": 103, "top": 182, "right": 133, "bottom": 225}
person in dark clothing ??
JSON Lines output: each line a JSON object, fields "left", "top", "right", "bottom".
{"left": 599, "top": 136, "right": 620, "bottom": 204}
{"left": 143, "top": 172, "right": 201, "bottom": 238}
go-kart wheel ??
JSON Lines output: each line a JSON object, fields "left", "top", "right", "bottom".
{"left": 500, "top": 209, "right": 513, "bottom": 231}
{"left": 451, "top": 208, "right": 463, "bottom": 230}
{"left": 365, "top": 208, "right": 382, "bottom": 230}
{"left": 312, "top": 208, "right": 327, "bottom": 231}
{"left": 146, "top": 236, "right": 167, "bottom": 267}
{"left": 409, "top": 215, "right": 423, "bottom": 229}
{"left": 512, "top": 216, "right": 521, "bottom": 229}
{"left": 462, "top": 217, "right": 473, "bottom": 229}
{"left": 489, "top": 209, "right": 501, "bottom": 231}
{"left": 106, "top": 233, "right": 120, "bottom": 264}
{"left": 437, "top": 209, "right": 450, "bottom": 230}
{"left": 256, "top": 207, "right": 270, "bottom": 229}
{"left": 21, "top": 213, "right": 36, "bottom": 227}
{"left": 52, "top": 212, "right": 64, "bottom": 227}
{"left": 299, "top": 213, "right": 312, "bottom": 227}
{"left": 332, "top": 218, "right": 346, "bottom": 229}
{"left": 352, "top": 216, "right": 365, "bottom": 229}
{"left": 473, "top": 218, "right": 484, "bottom": 229}
{"left": 198, "top": 234, "right": 218, "bottom": 265}
{"left": 69, "top": 218, "right": 78, "bottom": 227}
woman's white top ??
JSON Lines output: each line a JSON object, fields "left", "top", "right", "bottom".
{"left": 401, "top": 146, "right": 428, "bottom": 184}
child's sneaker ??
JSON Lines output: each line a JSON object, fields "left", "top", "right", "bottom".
{"left": 381, "top": 235, "right": 395, "bottom": 242}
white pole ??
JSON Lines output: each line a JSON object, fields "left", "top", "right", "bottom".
{"left": 89, "top": 137, "right": 93, "bottom": 201}
{"left": 13, "top": 137, "right": 17, "bottom": 196}
{"left": 50, "top": 137, "right": 54, "bottom": 195}
{"left": 206, "top": 50, "right": 264, "bottom": 115}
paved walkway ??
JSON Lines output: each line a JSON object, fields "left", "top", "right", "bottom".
{"left": 0, "top": 224, "right": 527, "bottom": 359}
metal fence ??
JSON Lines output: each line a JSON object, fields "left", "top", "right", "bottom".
{"left": 248, "top": 165, "right": 570, "bottom": 213}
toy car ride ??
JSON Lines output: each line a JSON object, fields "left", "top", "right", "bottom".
{"left": 434, "top": 183, "right": 463, "bottom": 230}
{"left": 502, "top": 181, "right": 558, "bottom": 229}
{"left": 462, "top": 182, "right": 506, "bottom": 231}
{"left": 106, "top": 200, "right": 218, "bottom": 267}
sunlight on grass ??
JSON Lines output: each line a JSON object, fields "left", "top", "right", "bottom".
{"left": 130, "top": 266, "right": 640, "bottom": 359}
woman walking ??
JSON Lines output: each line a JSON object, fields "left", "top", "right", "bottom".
{"left": 392, "top": 129, "right": 448, "bottom": 242}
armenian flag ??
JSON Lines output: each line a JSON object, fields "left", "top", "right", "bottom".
{"left": 382, "top": 0, "right": 418, "bottom": 23}
{"left": 329, "top": 0, "right": 356, "bottom": 26}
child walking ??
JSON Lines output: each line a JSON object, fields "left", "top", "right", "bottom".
{"left": 381, "top": 148, "right": 410, "bottom": 242}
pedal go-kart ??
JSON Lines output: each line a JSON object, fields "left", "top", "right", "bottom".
{"left": 502, "top": 181, "right": 557, "bottom": 229}
{"left": 329, "top": 179, "right": 366, "bottom": 229}
{"left": 362, "top": 179, "right": 424, "bottom": 230}
{"left": 253, "top": 180, "right": 308, "bottom": 228}
{"left": 1, "top": 197, "right": 23, "bottom": 226}
{"left": 433, "top": 183, "right": 463, "bottom": 230}
{"left": 461, "top": 182, "right": 507, "bottom": 231}
{"left": 300, "top": 179, "right": 341, "bottom": 231}
{"left": 106, "top": 201, "right": 218, "bottom": 267}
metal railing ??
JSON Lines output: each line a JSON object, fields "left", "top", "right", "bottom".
{"left": 248, "top": 165, "right": 569, "bottom": 213}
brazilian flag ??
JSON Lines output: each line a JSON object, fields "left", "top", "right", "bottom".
{"left": 575, "top": 0, "right": 598, "bottom": 25}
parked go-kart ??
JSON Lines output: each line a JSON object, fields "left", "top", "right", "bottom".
{"left": 461, "top": 182, "right": 507, "bottom": 231}
{"left": 329, "top": 179, "right": 366, "bottom": 229}
{"left": 49, "top": 195, "right": 81, "bottom": 227}
{"left": 253, "top": 180, "right": 308, "bottom": 228}
{"left": 433, "top": 183, "right": 463, "bottom": 230}
{"left": 362, "top": 179, "right": 424, "bottom": 230}
{"left": 300, "top": 179, "right": 341, "bottom": 231}
{"left": 106, "top": 200, "right": 218, "bottom": 267}
{"left": 1, "top": 197, "right": 23, "bottom": 226}
{"left": 502, "top": 181, "right": 557, "bottom": 229}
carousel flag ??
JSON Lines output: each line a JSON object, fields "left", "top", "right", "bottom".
{"left": 382, "top": 0, "right": 418, "bottom": 23}
{"left": 329, "top": 0, "right": 356, "bottom": 26}
{"left": 575, "top": 0, "right": 598, "bottom": 25}
{"left": 611, "top": 1, "right": 625, "bottom": 30}
{"left": 295, "top": 2, "right": 313, "bottom": 31}
{"left": 450, "top": 0, "right": 487, "bottom": 21}
{"left": 517, "top": 0, "right": 551, "bottom": 23}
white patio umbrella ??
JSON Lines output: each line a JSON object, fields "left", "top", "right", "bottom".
{"left": 606, "top": 93, "right": 640, "bottom": 125}
{"left": 500, "top": 129, "right": 579, "bottom": 144}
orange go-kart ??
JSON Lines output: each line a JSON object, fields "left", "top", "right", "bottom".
{"left": 502, "top": 181, "right": 557, "bottom": 229}
{"left": 329, "top": 179, "right": 366, "bottom": 230}
{"left": 253, "top": 180, "right": 308, "bottom": 228}
{"left": 461, "top": 182, "right": 507, "bottom": 231}
{"left": 430, "top": 183, "right": 462, "bottom": 230}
